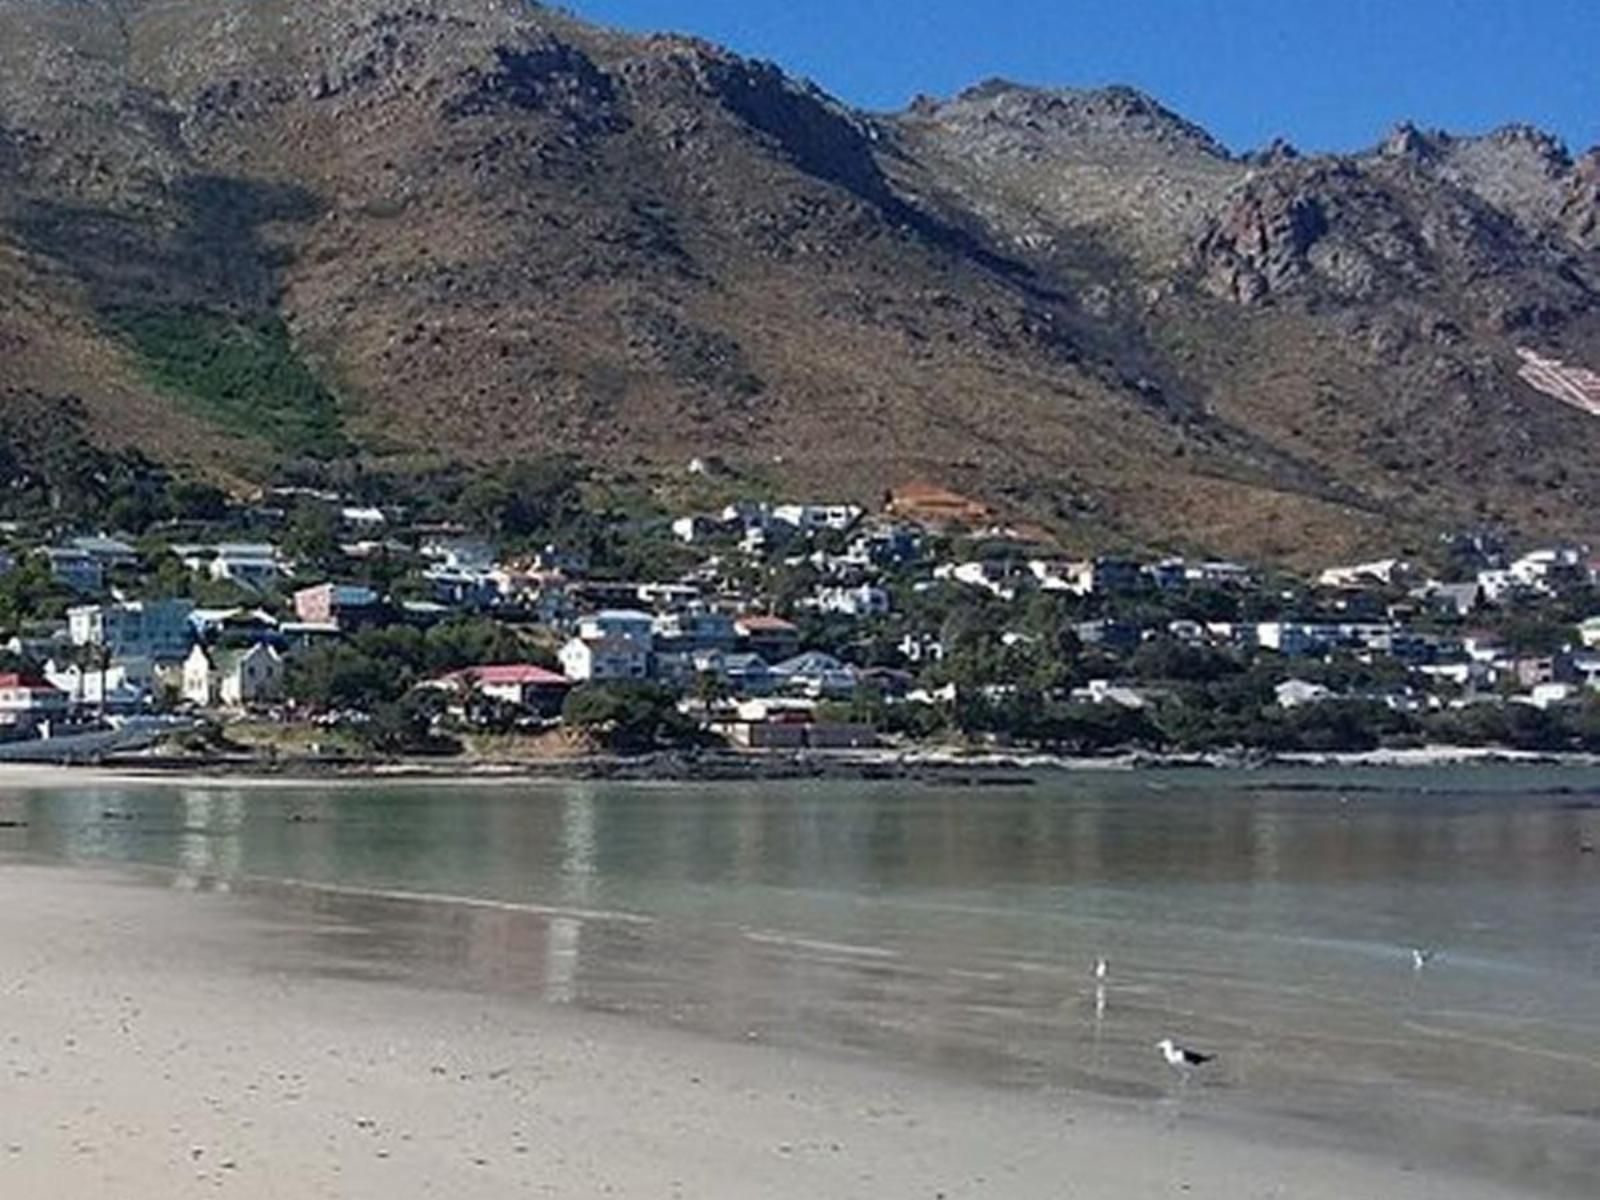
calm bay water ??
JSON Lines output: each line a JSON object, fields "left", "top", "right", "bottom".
{"left": 2, "top": 766, "right": 1599, "bottom": 1194}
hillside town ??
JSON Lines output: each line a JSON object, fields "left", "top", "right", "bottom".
{"left": 5, "top": 473, "right": 1600, "bottom": 765}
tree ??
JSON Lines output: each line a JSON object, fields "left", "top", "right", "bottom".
{"left": 357, "top": 692, "right": 459, "bottom": 757}
{"left": 1424, "top": 703, "right": 1566, "bottom": 752}
{"left": 283, "top": 500, "right": 340, "bottom": 569}
{"left": 877, "top": 700, "right": 948, "bottom": 740}
{"left": 1128, "top": 639, "right": 1242, "bottom": 685}
{"left": 285, "top": 643, "right": 404, "bottom": 710}
{"left": 692, "top": 670, "right": 733, "bottom": 709}
{"left": 819, "top": 679, "right": 890, "bottom": 728}
{"left": 423, "top": 617, "right": 545, "bottom": 674}
{"left": 455, "top": 457, "right": 587, "bottom": 540}
{"left": 0, "top": 556, "right": 72, "bottom": 629}
{"left": 166, "top": 479, "right": 229, "bottom": 522}
{"left": 561, "top": 682, "right": 697, "bottom": 752}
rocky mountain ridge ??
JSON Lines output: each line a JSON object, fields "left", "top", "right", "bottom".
{"left": 1, "top": 0, "right": 1599, "bottom": 564}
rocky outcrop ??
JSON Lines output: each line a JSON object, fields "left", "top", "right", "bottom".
{"left": 917, "top": 80, "right": 1230, "bottom": 161}
{"left": 1561, "top": 150, "right": 1600, "bottom": 249}
{"left": 889, "top": 82, "right": 1241, "bottom": 270}
{"left": 1196, "top": 163, "right": 1450, "bottom": 304}
{"left": 443, "top": 37, "right": 624, "bottom": 136}
{"left": 1196, "top": 151, "right": 1597, "bottom": 333}
{"left": 1198, "top": 175, "right": 1331, "bottom": 303}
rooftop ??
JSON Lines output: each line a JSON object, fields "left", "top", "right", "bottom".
{"left": 0, "top": 673, "right": 61, "bottom": 692}
{"left": 444, "top": 664, "right": 572, "bottom": 687}
{"left": 737, "top": 615, "right": 800, "bottom": 632}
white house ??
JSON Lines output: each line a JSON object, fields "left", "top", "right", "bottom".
{"left": 44, "top": 657, "right": 155, "bottom": 710}
{"left": 1528, "top": 682, "right": 1580, "bottom": 710}
{"left": 1256, "top": 622, "right": 1338, "bottom": 657}
{"left": 559, "top": 636, "right": 650, "bottom": 683}
{"left": 1417, "top": 661, "right": 1489, "bottom": 688}
{"left": 1070, "top": 679, "right": 1152, "bottom": 709}
{"left": 1318, "top": 559, "right": 1414, "bottom": 589}
{"left": 1185, "top": 561, "right": 1255, "bottom": 588}
{"left": 563, "top": 610, "right": 657, "bottom": 682}
{"left": 807, "top": 585, "right": 890, "bottom": 618}
{"left": 577, "top": 610, "right": 655, "bottom": 647}
{"left": 935, "top": 559, "right": 1032, "bottom": 601}
{"left": 739, "top": 524, "right": 773, "bottom": 556}
{"left": 634, "top": 583, "right": 701, "bottom": 609}
{"left": 671, "top": 516, "right": 719, "bottom": 544}
{"left": 1475, "top": 569, "right": 1525, "bottom": 605}
{"left": 1510, "top": 547, "right": 1584, "bottom": 593}
{"left": 1031, "top": 558, "right": 1142, "bottom": 596}
{"left": 420, "top": 536, "right": 496, "bottom": 572}
{"left": 653, "top": 610, "right": 738, "bottom": 651}
{"left": 770, "top": 504, "right": 862, "bottom": 532}
{"left": 1275, "top": 679, "right": 1335, "bottom": 709}
{"left": 210, "top": 544, "right": 285, "bottom": 591}
{"left": 0, "top": 672, "right": 69, "bottom": 728}
{"left": 68, "top": 599, "right": 196, "bottom": 662}
{"left": 427, "top": 663, "right": 574, "bottom": 717}
{"left": 182, "top": 643, "right": 284, "bottom": 709}
{"left": 339, "top": 506, "right": 388, "bottom": 533}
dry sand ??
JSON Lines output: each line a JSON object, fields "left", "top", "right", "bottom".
{"left": 0, "top": 863, "right": 1540, "bottom": 1199}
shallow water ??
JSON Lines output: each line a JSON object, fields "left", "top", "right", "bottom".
{"left": 3, "top": 766, "right": 1599, "bottom": 1195}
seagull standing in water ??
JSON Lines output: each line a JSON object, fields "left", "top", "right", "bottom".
{"left": 1156, "top": 1038, "right": 1215, "bottom": 1080}
{"left": 1412, "top": 948, "right": 1437, "bottom": 971}
{"left": 1094, "top": 958, "right": 1108, "bottom": 982}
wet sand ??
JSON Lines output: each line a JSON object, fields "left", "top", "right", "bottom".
{"left": 0, "top": 863, "right": 1541, "bottom": 1199}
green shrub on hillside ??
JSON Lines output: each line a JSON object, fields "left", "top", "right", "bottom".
{"left": 108, "top": 307, "right": 346, "bottom": 457}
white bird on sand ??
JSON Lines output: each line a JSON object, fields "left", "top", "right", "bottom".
{"left": 1412, "top": 948, "right": 1437, "bottom": 971}
{"left": 1156, "top": 1038, "right": 1215, "bottom": 1076}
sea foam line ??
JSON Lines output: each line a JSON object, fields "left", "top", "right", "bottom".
{"left": 244, "top": 876, "right": 656, "bottom": 927}
{"left": 741, "top": 929, "right": 901, "bottom": 960}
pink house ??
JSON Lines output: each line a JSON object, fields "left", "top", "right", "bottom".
{"left": 292, "top": 583, "right": 383, "bottom": 629}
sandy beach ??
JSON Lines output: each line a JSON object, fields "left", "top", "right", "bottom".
{"left": 0, "top": 862, "right": 1546, "bottom": 1199}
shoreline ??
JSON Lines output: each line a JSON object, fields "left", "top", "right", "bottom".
{"left": 0, "top": 860, "right": 1547, "bottom": 1199}
{"left": 2, "top": 743, "right": 1599, "bottom": 789}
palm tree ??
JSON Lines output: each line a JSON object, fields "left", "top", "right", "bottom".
{"left": 92, "top": 643, "right": 111, "bottom": 724}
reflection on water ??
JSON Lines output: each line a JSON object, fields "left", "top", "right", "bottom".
{"left": 3, "top": 768, "right": 1600, "bottom": 1195}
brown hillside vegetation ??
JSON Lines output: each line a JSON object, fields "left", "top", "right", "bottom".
{"left": 2, "top": 0, "right": 1600, "bottom": 564}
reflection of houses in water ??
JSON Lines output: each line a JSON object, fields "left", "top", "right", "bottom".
{"left": 456, "top": 905, "right": 585, "bottom": 1007}
{"left": 456, "top": 793, "right": 600, "bottom": 1004}
{"left": 560, "top": 790, "right": 597, "bottom": 901}
{"left": 174, "top": 789, "right": 246, "bottom": 890}
{"left": 545, "top": 917, "right": 581, "bottom": 1005}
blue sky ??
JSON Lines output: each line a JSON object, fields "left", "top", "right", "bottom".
{"left": 572, "top": 0, "right": 1599, "bottom": 155}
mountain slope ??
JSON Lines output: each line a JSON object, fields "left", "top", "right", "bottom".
{"left": 2, "top": 0, "right": 1599, "bottom": 564}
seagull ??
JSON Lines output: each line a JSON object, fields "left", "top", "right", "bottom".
{"left": 1094, "top": 958, "right": 1108, "bottom": 982}
{"left": 1156, "top": 1038, "right": 1214, "bottom": 1076}
{"left": 1412, "top": 948, "right": 1437, "bottom": 971}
